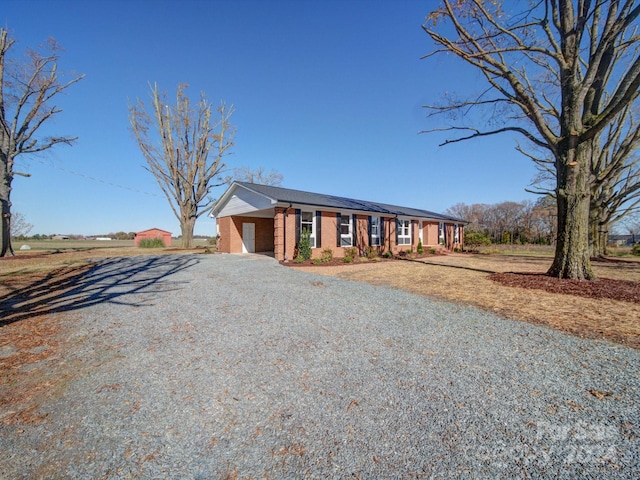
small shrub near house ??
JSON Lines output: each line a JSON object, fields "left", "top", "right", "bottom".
{"left": 321, "top": 248, "right": 333, "bottom": 263}
{"left": 343, "top": 247, "right": 357, "bottom": 263}
{"left": 365, "top": 246, "right": 378, "bottom": 259}
{"left": 417, "top": 240, "right": 424, "bottom": 254}
{"left": 632, "top": 243, "right": 640, "bottom": 256}
{"left": 295, "top": 231, "right": 312, "bottom": 262}
{"left": 138, "top": 237, "right": 166, "bottom": 248}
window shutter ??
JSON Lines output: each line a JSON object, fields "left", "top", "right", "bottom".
{"left": 395, "top": 219, "right": 399, "bottom": 245}
{"left": 336, "top": 213, "right": 341, "bottom": 247}
{"left": 368, "top": 216, "right": 372, "bottom": 246}
{"left": 316, "top": 211, "right": 322, "bottom": 248}
{"left": 352, "top": 214, "right": 357, "bottom": 247}
{"left": 381, "top": 217, "right": 386, "bottom": 248}
{"left": 295, "top": 209, "right": 301, "bottom": 243}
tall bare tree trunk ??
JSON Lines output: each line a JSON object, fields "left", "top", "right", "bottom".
{"left": 0, "top": 154, "right": 13, "bottom": 257}
{"left": 589, "top": 208, "right": 609, "bottom": 258}
{"left": 0, "top": 180, "right": 12, "bottom": 257}
{"left": 180, "top": 216, "right": 196, "bottom": 249}
{"left": 548, "top": 141, "right": 595, "bottom": 279}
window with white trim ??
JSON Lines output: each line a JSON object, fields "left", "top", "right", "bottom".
{"left": 301, "top": 211, "right": 316, "bottom": 248}
{"left": 397, "top": 219, "right": 411, "bottom": 245}
{"left": 340, "top": 214, "right": 352, "bottom": 246}
{"left": 454, "top": 224, "right": 460, "bottom": 244}
{"left": 370, "top": 216, "right": 380, "bottom": 246}
{"left": 438, "top": 222, "right": 445, "bottom": 244}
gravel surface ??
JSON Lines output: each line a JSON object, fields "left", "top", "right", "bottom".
{"left": 1, "top": 253, "right": 639, "bottom": 479}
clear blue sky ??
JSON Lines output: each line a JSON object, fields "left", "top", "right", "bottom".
{"left": 3, "top": 0, "right": 538, "bottom": 237}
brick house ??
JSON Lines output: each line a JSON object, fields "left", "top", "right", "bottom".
{"left": 210, "top": 182, "right": 466, "bottom": 261}
{"left": 134, "top": 228, "right": 172, "bottom": 247}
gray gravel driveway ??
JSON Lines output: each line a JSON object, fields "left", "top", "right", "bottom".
{"left": 1, "top": 253, "right": 639, "bottom": 478}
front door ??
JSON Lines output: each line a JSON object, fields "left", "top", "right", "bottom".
{"left": 242, "top": 223, "right": 255, "bottom": 253}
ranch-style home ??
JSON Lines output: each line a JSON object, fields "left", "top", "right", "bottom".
{"left": 210, "top": 182, "right": 466, "bottom": 261}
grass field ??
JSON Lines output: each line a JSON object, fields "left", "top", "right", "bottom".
{"left": 11, "top": 238, "right": 211, "bottom": 251}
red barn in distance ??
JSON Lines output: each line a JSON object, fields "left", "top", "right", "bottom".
{"left": 134, "top": 228, "right": 172, "bottom": 247}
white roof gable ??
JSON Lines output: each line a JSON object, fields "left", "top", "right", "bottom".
{"left": 211, "top": 183, "right": 275, "bottom": 217}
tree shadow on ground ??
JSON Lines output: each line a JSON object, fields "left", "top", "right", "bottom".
{"left": 399, "top": 256, "right": 499, "bottom": 274}
{"left": 0, "top": 255, "right": 200, "bottom": 327}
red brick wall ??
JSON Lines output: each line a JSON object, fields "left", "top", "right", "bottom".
{"left": 423, "top": 222, "right": 439, "bottom": 246}
{"left": 224, "top": 211, "right": 464, "bottom": 259}
{"left": 218, "top": 216, "right": 274, "bottom": 253}
{"left": 274, "top": 208, "right": 298, "bottom": 261}
{"left": 317, "top": 212, "right": 337, "bottom": 258}
{"left": 217, "top": 216, "right": 239, "bottom": 253}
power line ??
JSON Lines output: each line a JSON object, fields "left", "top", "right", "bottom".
{"left": 27, "top": 158, "right": 163, "bottom": 197}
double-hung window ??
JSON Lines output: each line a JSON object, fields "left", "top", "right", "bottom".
{"left": 454, "top": 224, "right": 460, "bottom": 244}
{"left": 370, "top": 216, "right": 380, "bottom": 246}
{"left": 340, "top": 214, "right": 352, "bottom": 246}
{"left": 301, "top": 211, "right": 316, "bottom": 248}
{"left": 397, "top": 219, "right": 411, "bottom": 245}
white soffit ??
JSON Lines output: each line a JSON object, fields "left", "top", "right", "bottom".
{"left": 217, "top": 188, "right": 274, "bottom": 217}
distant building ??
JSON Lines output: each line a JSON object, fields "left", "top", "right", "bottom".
{"left": 608, "top": 234, "right": 635, "bottom": 246}
{"left": 134, "top": 228, "right": 172, "bottom": 247}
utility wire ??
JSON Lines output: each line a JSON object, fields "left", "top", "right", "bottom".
{"left": 26, "top": 157, "right": 163, "bottom": 197}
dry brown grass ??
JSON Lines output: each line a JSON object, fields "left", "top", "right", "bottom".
{"left": 0, "top": 246, "right": 204, "bottom": 276}
{"left": 296, "top": 253, "right": 640, "bottom": 349}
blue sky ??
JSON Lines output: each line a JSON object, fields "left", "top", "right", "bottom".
{"left": 3, "top": 0, "right": 538, "bottom": 237}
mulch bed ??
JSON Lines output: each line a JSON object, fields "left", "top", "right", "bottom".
{"left": 490, "top": 272, "right": 640, "bottom": 304}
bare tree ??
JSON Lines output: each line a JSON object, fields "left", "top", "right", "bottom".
{"left": 232, "top": 166, "right": 283, "bottom": 186}
{"left": 0, "top": 28, "right": 84, "bottom": 256}
{"left": 528, "top": 87, "right": 640, "bottom": 257}
{"left": 423, "top": 1, "right": 640, "bottom": 279}
{"left": 589, "top": 106, "right": 640, "bottom": 255}
{"left": 9, "top": 211, "right": 32, "bottom": 238}
{"left": 621, "top": 212, "right": 640, "bottom": 242}
{"left": 129, "top": 83, "right": 235, "bottom": 248}
{"left": 447, "top": 199, "right": 555, "bottom": 244}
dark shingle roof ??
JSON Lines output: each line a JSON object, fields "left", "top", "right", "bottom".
{"left": 236, "top": 182, "right": 465, "bottom": 223}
